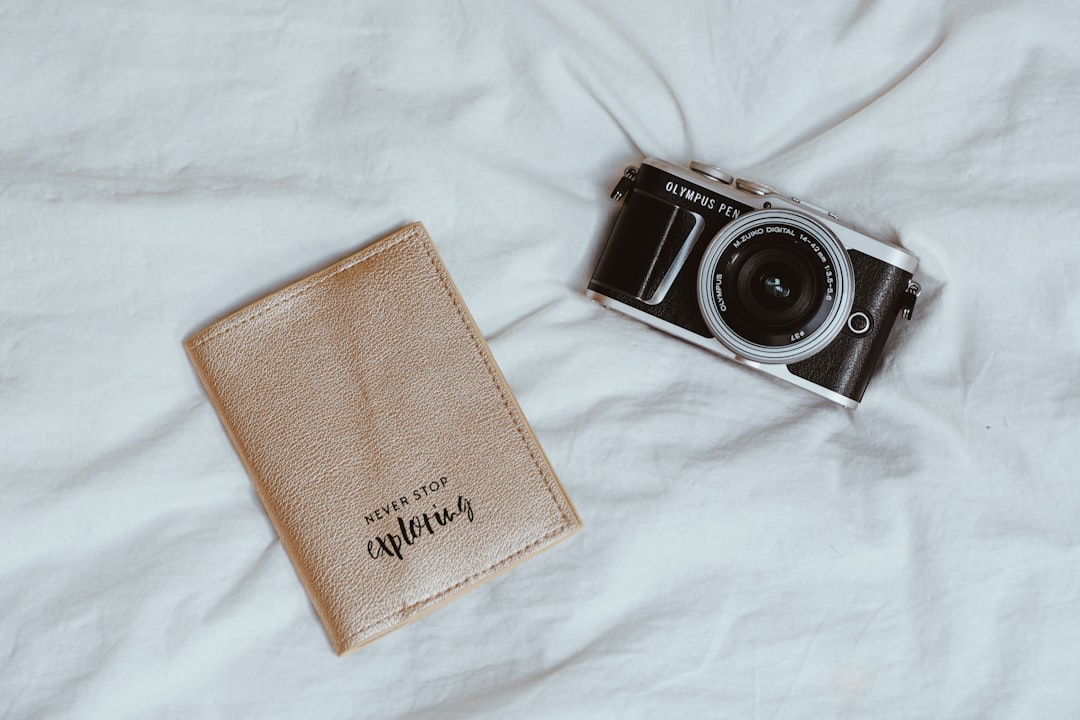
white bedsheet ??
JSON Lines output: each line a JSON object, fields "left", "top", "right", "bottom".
{"left": 4, "top": 1, "right": 1080, "bottom": 717}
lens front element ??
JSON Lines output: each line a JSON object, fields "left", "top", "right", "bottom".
{"left": 737, "top": 247, "right": 818, "bottom": 329}
{"left": 697, "top": 210, "right": 854, "bottom": 364}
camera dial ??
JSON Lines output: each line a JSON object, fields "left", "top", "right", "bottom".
{"left": 734, "top": 178, "right": 773, "bottom": 196}
{"left": 696, "top": 209, "right": 855, "bottom": 364}
{"left": 689, "top": 161, "right": 734, "bottom": 184}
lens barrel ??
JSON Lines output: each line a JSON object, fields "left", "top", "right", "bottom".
{"left": 697, "top": 210, "right": 854, "bottom": 364}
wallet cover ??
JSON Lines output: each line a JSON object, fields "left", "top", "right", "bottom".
{"left": 185, "top": 222, "right": 581, "bottom": 654}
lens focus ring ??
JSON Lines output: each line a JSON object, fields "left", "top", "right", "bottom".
{"left": 696, "top": 210, "right": 855, "bottom": 364}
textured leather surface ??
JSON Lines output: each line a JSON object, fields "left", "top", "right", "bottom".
{"left": 788, "top": 250, "right": 913, "bottom": 401}
{"left": 185, "top": 222, "right": 581, "bottom": 654}
{"left": 592, "top": 189, "right": 699, "bottom": 302}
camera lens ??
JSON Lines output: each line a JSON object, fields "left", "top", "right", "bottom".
{"left": 730, "top": 245, "right": 822, "bottom": 334}
{"left": 742, "top": 250, "right": 817, "bottom": 320}
{"left": 762, "top": 277, "right": 789, "bottom": 301}
{"left": 696, "top": 210, "right": 854, "bottom": 364}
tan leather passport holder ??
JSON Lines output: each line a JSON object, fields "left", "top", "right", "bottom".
{"left": 185, "top": 222, "right": 581, "bottom": 654}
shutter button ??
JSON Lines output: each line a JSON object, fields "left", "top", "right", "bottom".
{"left": 735, "top": 178, "right": 773, "bottom": 195}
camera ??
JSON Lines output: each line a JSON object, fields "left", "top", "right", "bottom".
{"left": 586, "top": 158, "right": 921, "bottom": 408}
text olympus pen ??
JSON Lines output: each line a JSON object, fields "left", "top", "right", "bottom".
{"left": 365, "top": 476, "right": 476, "bottom": 562}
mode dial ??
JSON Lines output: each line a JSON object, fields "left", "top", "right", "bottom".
{"left": 690, "top": 161, "right": 734, "bottom": 184}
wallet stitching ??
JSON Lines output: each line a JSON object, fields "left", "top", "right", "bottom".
{"left": 415, "top": 233, "right": 574, "bottom": 530}
{"left": 193, "top": 224, "right": 572, "bottom": 530}
{"left": 188, "top": 226, "right": 419, "bottom": 349}
{"left": 402, "top": 527, "right": 564, "bottom": 614}
{"left": 190, "top": 224, "right": 577, "bottom": 650}
{"left": 344, "top": 524, "right": 571, "bottom": 649}
{"left": 336, "top": 234, "right": 576, "bottom": 648}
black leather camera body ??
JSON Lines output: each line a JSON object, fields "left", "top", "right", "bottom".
{"left": 587, "top": 158, "right": 921, "bottom": 408}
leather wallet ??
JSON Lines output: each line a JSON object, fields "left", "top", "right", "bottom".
{"left": 185, "top": 222, "right": 581, "bottom": 654}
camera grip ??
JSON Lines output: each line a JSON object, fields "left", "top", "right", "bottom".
{"left": 591, "top": 190, "right": 702, "bottom": 305}
{"left": 788, "top": 251, "right": 913, "bottom": 402}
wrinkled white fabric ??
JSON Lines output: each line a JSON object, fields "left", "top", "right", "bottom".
{"left": 3, "top": 1, "right": 1080, "bottom": 717}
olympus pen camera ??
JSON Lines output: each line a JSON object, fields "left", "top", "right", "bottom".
{"left": 586, "top": 158, "right": 921, "bottom": 408}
